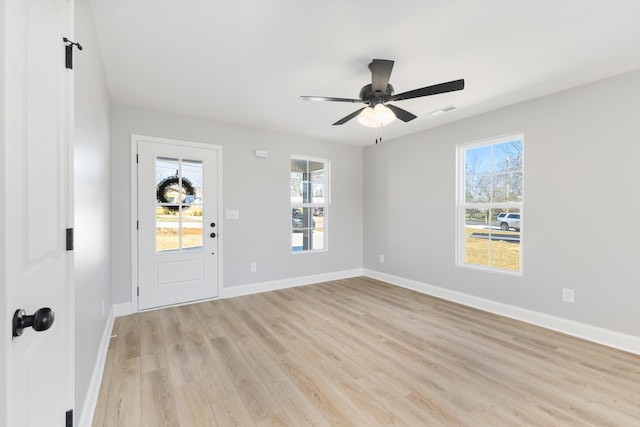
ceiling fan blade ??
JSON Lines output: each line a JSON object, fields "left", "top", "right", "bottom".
{"left": 300, "top": 96, "right": 362, "bottom": 103}
{"left": 370, "top": 59, "right": 394, "bottom": 93}
{"left": 332, "top": 107, "right": 367, "bottom": 125}
{"left": 385, "top": 104, "right": 417, "bottom": 122}
{"left": 391, "top": 79, "right": 465, "bottom": 101}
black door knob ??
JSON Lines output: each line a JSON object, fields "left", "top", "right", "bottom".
{"left": 12, "top": 307, "right": 55, "bottom": 337}
{"left": 210, "top": 222, "right": 216, "bottom": 228}
{"left": 210, "top": 232, "right": 216, "bottom": 238}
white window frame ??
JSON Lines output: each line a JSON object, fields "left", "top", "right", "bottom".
{"left": 290, "top": 155, "right": 330, "bottom": 254}
{"left": 456, "top": 133, "right": 524, "bottom": 274}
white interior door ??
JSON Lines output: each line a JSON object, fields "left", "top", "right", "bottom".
{"left": 137, "top": 136, "right": 220, "bottom": 310}
{"left": 2, "top": 0, "right": 73, "bottom": 426}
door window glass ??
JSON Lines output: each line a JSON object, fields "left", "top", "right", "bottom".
{"left": 155, "top": 157, "right": 204, "bottom": 252}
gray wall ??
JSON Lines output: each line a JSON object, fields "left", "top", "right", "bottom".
{"left": 74, "top": 0, "right": 112, "bottom": 421}
{"left": 364, "top": 69, "right": 640, "bottom": 337}
{"left": 111, "top": 105, "right": 363, "bottom": 304}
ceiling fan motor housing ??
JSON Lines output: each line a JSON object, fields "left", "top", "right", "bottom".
{"left": 359, "top": 83, "right": 395, "bottom": 105}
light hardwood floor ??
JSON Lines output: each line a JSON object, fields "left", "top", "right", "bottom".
{"left": 92, "top": 277, "right": 640, "bottom": 426}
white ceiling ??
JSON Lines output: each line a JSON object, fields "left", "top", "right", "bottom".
{"left": 89, "top": 0, "right": 640, "bottom": 147}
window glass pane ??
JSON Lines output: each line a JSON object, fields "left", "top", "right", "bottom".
{"left": 465, "top": 209, "right": 519, "bottom": 270}
{"left": 311, "top": 228, "right": 324, "bottom": 250}
{"left": 292, "top": 206, "right": 316, "bottom": 252}
{"left": 311, "top": 168, "right": 325, "bottom": 204}
{"left": 303, "top": 207, "right": 314, "bottom": 229}
{"left": 493, "top": 140, "right": 523, "bottom": 172}
{"left": 292, "top": 207, "right": 314, "bottom": 230}
{"left": 156, "top": 157, "right": 181, "bottom": 206}
{"left": 301, "top": 181, "right": 310, "bottom": 203}
{"left": 494, "top": 208, "right": 521, "bottom": 231}
{"left": 491, "top": 172, "right": 524, "bottom": 203}
{"left": 291, "top": 232, "right": 303, "bottom": 252}
{"left": 492, "top": 173, "right": 507, "bottom": 202}
{"left": 182, "top": 208, "right": 203, "bottom": 250}
{"left": 292, "top": 207, "right": 303, "bottom": 231}
{"left": 156, "top": 207, "right": 180, "bottom": 252}
{"left": 156, "top": 157, "right": 179, "bottom": 187}
{"left": 465, "top": 208, "right": 489, "bottom": 227}
{"left": 308, "top": 160, "right": 324, "bottom": 172}
{"left": 465, "top": 175, "right": 491, "bottom": 203}
{"left": 313, "top": 207, "right": 325, "bottom": 230}
{"left": 465, "top": 146, "right": 491, "bottom": 175}
{"left": 291, "top": 158, "right": 308, "bottom": 173}
{"left": 492, "top": 209, "right": 521, "bottom": 271}
{"left": 465, "top": 209, "right": 489, "bottom": 266}
{"left": 508, "top": 171, "right": 524, "bottom": 202}
{"left": 156, "top": 157, "right": 180, "bottom": 252}
{"left": 290, "top": 167, "right": 304, "bottom": 203}
{"left": 182, "top": 159, "right": 203, "bottom": 204}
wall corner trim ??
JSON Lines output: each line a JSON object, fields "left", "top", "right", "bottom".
{"left": 363, "top": 269, "right": 640, "bottom": 356}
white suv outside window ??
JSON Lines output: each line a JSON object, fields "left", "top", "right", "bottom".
{"left": 497, "top": 212, "right": 520, "bottom": 231}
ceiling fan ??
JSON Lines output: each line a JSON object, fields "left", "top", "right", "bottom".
{"left": 300, "top": 59, "right": 464, "bottom": 127}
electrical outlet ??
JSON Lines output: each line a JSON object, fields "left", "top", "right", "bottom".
{"left": 250, "top": 263, "right": 257, "bottom": 273}
{"left": 379, "top": 254, "right": 384, "bottom": 263}
{"left": 562, "top": 288, "right": 574, "bottom": 303}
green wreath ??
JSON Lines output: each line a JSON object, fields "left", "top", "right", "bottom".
{"left": 156, "top": 175, "right": 196, "bottom": 211}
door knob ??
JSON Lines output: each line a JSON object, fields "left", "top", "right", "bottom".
{"left": 12, "top": 307, "right": 55, "bottom": 337}
{"left": 210, "top": 232, "right": 216, "bottom": 238}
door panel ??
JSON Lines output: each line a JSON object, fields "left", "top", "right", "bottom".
{"left": 137, "top": 138, "right": 220, "bottom": 310}
{"left": 3, "top": 0, "right": 73, "bottom": 425}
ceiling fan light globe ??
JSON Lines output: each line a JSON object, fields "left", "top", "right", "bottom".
{"left": 373, "top": 104, "right": 396, "bottom": 126}
{"left": 357, "top": 107, "right": 378, "bottom": 127}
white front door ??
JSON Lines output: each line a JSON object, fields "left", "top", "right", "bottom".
{"left": 136, "top": 136, "right": 221, "bottom": 310}
{"left": 1, "top": 0, "right": 73, "bottom": 426}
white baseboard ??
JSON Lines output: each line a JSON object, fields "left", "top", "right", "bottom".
{"left": 77, "top": 307, "right": 115, "bottom": 427}
{"left": 220, "top": 268, "right": 364, "bottom": 299}
{"left": 116, "top": 269, "right": 364, "bottom": 315}
{"left": 364, "top": 269, "right": 640, "bottom": 356}
{"left": 113, "top": 301, "right": 134, "bottom": 317}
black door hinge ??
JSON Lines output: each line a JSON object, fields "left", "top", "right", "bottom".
{"left": 66, "top": 228, "right": 74, "bottom": 251}
{"left": 136, "top": 154, "right": 139, "bottom": 163}
{"left": 66, "top": 409, "right": 73, "bottom": 427}
{"left": 63, "top": 37, "right": 82, "bottom": 69}
{"left": 137, "top": 287, "right": 140, "bottom": 297}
